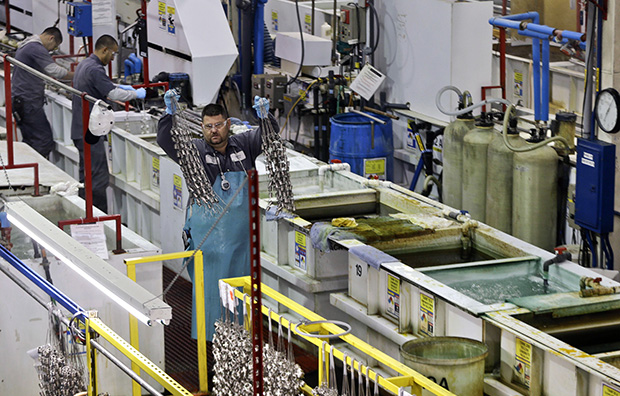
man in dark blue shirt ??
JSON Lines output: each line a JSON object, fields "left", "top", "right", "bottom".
{"left": 72, "top": 34, "right": 145, "bottom": 212}
{"left": 157, "top": 95, "right": 278, "bottom": 341}
{"left": 12, "top": 27, "right": 73, "bottom": 158}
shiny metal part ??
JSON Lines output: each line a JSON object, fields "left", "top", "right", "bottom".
{"left": 169, "top": 96, "right": 221, "bottom": 209}
{"left": 260, "top": 116, "right": 295, "bottom": 214}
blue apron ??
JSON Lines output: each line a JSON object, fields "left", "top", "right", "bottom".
{"left": 184, "top": 171, "right": 249, "bottom": 341}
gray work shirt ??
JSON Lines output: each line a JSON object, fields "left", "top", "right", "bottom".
{"left": 12, "top": 36, "right": 66, "bottom": 106}
{"left": 71, "top": 54, "right": 117, "bottom": 140}
{"left": 157, "top": 113, "right": 277, "bottom": 184}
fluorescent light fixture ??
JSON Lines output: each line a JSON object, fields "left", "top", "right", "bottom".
{"left": 5, "top": 201, "right": 171, "bottom": 326}
{"left": 7, "top": 212, "right": 152, "bottom": 326}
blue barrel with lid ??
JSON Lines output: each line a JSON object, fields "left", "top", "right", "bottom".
{"left": 329, "top": 112, "right": 394, "bottom": 180}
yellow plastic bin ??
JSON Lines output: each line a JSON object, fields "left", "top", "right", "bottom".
{"left": 400, "top": 337, "right": 488, "bottom": 396}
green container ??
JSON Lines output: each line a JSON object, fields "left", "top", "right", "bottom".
{"left": 400, "top": 337, "right": 488, "bottom": 396}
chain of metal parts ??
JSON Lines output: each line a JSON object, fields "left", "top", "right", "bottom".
{"left": 169, "top": 96, "right": 221, "bottom": 209}
{"left": 36, "top": 344, "right": 85, "bottom": 396}
{"left": 213, "top": 306, "right": 303, "bottom": 396}
{"left": 36, "top": 308, "right": 87, "bottom": 396}
{"left": 259, "top": 115, "right": 296, "bottom": 214}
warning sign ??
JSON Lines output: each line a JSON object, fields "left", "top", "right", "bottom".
{"left": 294, "top": 231, "right": 307, "bottom": 271}
{"left": 386, "top": 274, "right": 400, "bottom": 319}
{"left": 419, "top": 292, "right": 435, "bottom": 336}
{"left": 514, "top": 338, "right": 532, "bottom": 388}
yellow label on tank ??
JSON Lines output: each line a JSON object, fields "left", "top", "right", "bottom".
{"left": 387, "top": 274, "right": 400, "bottom": 294}
{"left": 365, "top": 159, "right": 385, "bottom": 175}
{"left": 295, "top": 231, "right": 306, "bottom": 248}
{"left": 603, "top": 384, "right": 620, "bottom": 396}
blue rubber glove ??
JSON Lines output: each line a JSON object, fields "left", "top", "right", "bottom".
{"left": 253, "top": 95, "right": 269, "bottom": 119}
{"left": 118, "top": 84, "right": 135, "bottom": 91}
{"left": 164, "top": 89, "right": 180, "bottom": 114}
{"left": 135, "top": 88, "right": 146, "bottom": 100}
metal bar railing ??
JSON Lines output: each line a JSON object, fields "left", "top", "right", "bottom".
{"left": 2, "top": 52, "right": 125, "bottom": 250}
{"left": 224, "top": 276, "right": 457, "bottom": 396}
{"left": 124, "top": 250, "right": 209, "bottom": 394}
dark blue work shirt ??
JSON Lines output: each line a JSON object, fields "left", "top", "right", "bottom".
{"left": 12, "top": 38, "right": 56, "bottom": 106}
{"left": 157, "top": 113, "right": 278, "bottom": 184}
{"left": 71, "top": 54, "right": 116, "bottom": 140}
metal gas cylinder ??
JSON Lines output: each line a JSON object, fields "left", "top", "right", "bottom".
{"left": 485, "top": 118, "right": 526, "bottom": 234}
{"left": 512, "top": 143, "right": 559, "bottom": 251}
{"left": 443, "top": 114, "right": 475, "bottom": 209}
{"left": 462, "top": 113, "right": 496, "bottom": 222}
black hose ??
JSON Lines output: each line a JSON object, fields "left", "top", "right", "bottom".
{"left": 367, "top": 0, "right": 380, "bottom": 55}
{"left": 285, "top": 0, "right": 305, "bottom": 86}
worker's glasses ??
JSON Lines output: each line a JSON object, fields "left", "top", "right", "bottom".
{"left": 203, "top": 119, "right": 229, "bottom": 130}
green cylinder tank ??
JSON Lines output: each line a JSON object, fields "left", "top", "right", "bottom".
{"left": 485, "top": 126, "right": 526, "bottom": 234}
{"left": 462, "top": 115, "right": 495, "bottom": 222}
{"left": 512, "top": 144, "right": 559, "bottom": 251}
{"left": 443, "top": 115, "right": 475, "bottom": 209}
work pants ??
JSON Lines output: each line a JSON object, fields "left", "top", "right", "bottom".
{"left": 13, "top": 98, "right": 54, "bottom": 158}
{"left": 73, "top": 137, "right": 110, "bottom": 213}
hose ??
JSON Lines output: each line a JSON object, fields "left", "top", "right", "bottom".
{"left": 501, "top": 104, "right": 571, "bottom": 152}
{"left": 436, "top": 85, "right": 511, "bottom": 116}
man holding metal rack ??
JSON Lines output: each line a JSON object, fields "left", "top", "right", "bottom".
{"left": 71, "top": 34, "right": 146, "bottom": 213}
{"left": 156, "top": 91, "right": 280, "bottom": 342}
{"left": 11, "top": 27, "right": 74, "bottom": 158}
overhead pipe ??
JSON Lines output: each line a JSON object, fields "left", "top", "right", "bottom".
{"left": 490, "top": 14, "right": 586, "bottom": 123}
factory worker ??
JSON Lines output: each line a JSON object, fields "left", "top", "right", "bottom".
{"left": 71, "top": 34, "right": 146, "bottom": 213}
{"left": 157, "top": 91, "right": 278, "bottom": 341}
{"left": 11, "top": 27, "right": 74, "bottom": 158}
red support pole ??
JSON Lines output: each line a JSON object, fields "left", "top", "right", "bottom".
{"left": 249, "top": 169, "right": 264, "bottom": 396}
{"left": 81, "top": 94, "right": 93, "bottom": 219}
{"left": 5, "top": 0, "right": 10, "bottom": 34}
{"left": 141, "top": 0, "right": 149, "bottom": 83}
{"left": 3, "top": 54, "right": 14, "bottom": 166}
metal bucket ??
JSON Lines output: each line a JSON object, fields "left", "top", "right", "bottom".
{"left": 329, "top": 112, "right": 394, "bottom": 181}
{"left": 400, "top": 337, "right": 488, "bottom": 396}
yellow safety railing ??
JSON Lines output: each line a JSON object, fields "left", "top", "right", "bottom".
{"left": 124, "top": 251, "right": 208, "bottom": 395}
{"left": 85, "top": 316, "right": 194, "bottom": 396}
{"left": 223, "top": 276, "right": 456, "bottom": 396}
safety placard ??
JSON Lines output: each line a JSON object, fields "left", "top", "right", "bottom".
{"left": 152, "top": 157, "right": 160, "bottom": 188}
{"left": 603, "top": 383, "right": 620, "bottom": 396}
{"left": 173, "top": 174, "right": 183, "bottom": 210}
{"left": 364, "top": 157, "right": 386, "bottom": 179}
{"left": 92, "top": 0, "right": 113, "bottom": 26}
{"left": 514, "top": 70, "right": 523, "bottom": 98}
{"left": 271, "top": 10, "right": 279, "bottom": 31}
{"left": 167, "top": 6, "right": 176, "bottom": 35}
{"left": 419, "top": 292, "right": 435, "bottom": 336}
{"left": 304, "top": 14, "right": 312, "bottom": 33}
{"left": 294, "top": 231, "right": 307, "bottom": 271}
{"left": 406, "top": 122, "right": 415, "bottom": 150}
{"left": 514, "top": 337, "right": 532, "bottom": 388}
{"left": 158, "top": 1, "right": 167, "bottom": 30}
{"left": 386, "top": 273, "right": 400, "bottom": 319}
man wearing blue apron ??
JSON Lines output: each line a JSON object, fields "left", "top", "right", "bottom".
{"left": 157, "top": 93, "right": 278, "bottom": 341}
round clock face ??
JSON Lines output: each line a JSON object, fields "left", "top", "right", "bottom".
{"left": 595, "top": 88, "right": 620, "bottom": 134}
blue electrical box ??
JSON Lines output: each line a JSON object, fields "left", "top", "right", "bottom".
{"left": 67, "top": 2, "right": 92, "bottom": 37}
{"left": 575, "top": 138, "right": 616, "bottom": 234}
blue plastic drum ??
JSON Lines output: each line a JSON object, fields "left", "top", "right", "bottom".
{"left": 329, "top": 112, "right": 394, "bottom": 180}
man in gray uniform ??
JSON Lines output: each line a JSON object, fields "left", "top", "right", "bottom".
{"left": 12, "top": 27, "right": 74, "bottom": 158}
{"left": 71, "top": 34, "right": 145, "bottom": 212}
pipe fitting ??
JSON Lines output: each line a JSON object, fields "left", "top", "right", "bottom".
{"left": 318, "top": 163, "right": 351, "bottom": 191}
